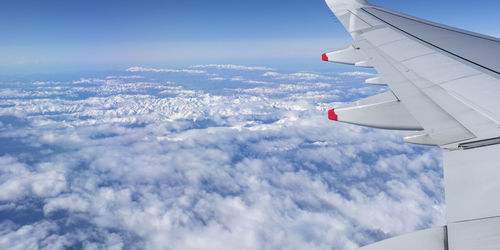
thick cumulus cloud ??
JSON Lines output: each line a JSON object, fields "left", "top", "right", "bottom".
{"left": 0, "top": 65, "right": 444, "bottom": 249}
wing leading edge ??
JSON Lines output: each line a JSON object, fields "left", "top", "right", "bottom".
{"left": 323, "top": 0, "right": 500, "bottom": 249}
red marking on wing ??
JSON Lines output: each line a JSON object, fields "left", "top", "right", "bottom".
{"left": 322, "top": 53, "right": 329, "bottom": 61}
{"left": 328, "top": 109, "right": 338, "bottom": 121}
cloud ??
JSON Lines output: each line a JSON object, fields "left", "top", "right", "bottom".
{"left": 126, "top": 66, "right": 206, "bottom": 74}
{"left": 0, "top": 156, "right": 67, "bottom": 201}
{"left": 262, "top": 71, "right": 340, "bottom": 81}
{"left": 0, "top": 66, "right": 444, "bottom": 249}
{"left": 339, "top": 71, "right": 376, "bottom": 77}
{"left": 72, "top": 78, "right": 106, "bottom": 84}
{"left": 209, "top": 77, "right": 226, "bottom": 81}
{"left": 0, "top": 221, "right": 71, "bottom": 249}
{"left": 105, "top": 75, "right": 145, "bottom": 79}
{"left": 189, "top": 64, "right": 274, "bottom": 71}
{"left": 230, "top": 76, "right": 245, "bottom": 81}
{"left": 32, "top": 81, "right": 61, "bottom": 86}
{"left": 244, "top": 80, "right": 269, "bottom": 85}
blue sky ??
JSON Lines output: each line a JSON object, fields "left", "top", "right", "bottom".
{"left": 0, "top": 0, "right": 499, "bottom": 73}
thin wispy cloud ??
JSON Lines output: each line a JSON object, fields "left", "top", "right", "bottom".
{"left": 262, "top": 71, "right": 340, "bottom": 81}
{"left": 126, "top": 66, "right": 206, "bottom": 74}
{"left": 189, "top": 64, "right": 274, "bottom": 71}
{"left": 339, "top": 71, "right": 377, "bottom": 77}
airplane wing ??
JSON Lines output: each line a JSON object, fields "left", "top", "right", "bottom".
{"left": 323, "top": 0, "right": 500, "bottom": 249}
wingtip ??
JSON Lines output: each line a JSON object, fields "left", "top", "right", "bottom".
{"left": 328, "top": 109, "right": 338, "bottom": 121}
{"left": 322, "top": 53, "right": 329, "bottom": 61}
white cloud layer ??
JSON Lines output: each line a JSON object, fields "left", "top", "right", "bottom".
{"left": 262, "top": 71, "right": 340, "bottom": 81}
{"left": 126, "top": 66, "right": 206, "bottom": 74}
{"left": 0, "top": 65, "right": 444, "bottom": 249}
{"left": 339, "top": 72, "right": 377, "bottom": 77}
{"left": 189, "top": 64, "right": 274, "bottom": 71}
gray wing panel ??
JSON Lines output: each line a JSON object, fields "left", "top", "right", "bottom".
{"left": 359, "top": 227, "right": 446, "bottom": 250}
{"left": 448, "top": 217, "right": 500, "bottom": 250}
{"left": 444, "top": 143, "right": 500, "bottom": 223}
{"left": 362, "top": 7, "right": 500, "bottom": 76}
{"left": 445, "top": 144, "right": 500, "bottom": 250}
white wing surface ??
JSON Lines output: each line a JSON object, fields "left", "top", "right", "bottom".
{"left": 323, "top": 0, "right": 500, "bottom": 249}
